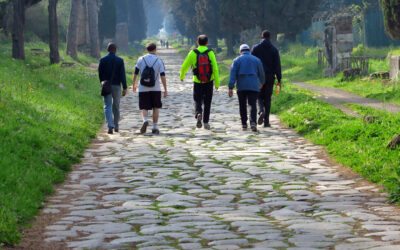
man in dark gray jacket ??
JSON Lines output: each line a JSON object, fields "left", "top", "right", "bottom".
{"left": 251, "top": 30, "right": 282, "bottom": 127}
{"left": 98, "top": 43, "right": 127, "bottom": 134}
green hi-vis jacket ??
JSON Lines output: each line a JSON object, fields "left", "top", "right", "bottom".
{"left": 180, "top": 46, "right": 220, "bottom": 88}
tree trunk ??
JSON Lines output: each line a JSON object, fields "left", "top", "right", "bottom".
{"left": 225, "top": 32, "right": 234, "bottom": 56}
{"left": 66, "top": 0, "right": 82, "bottom": 59}
{"left": 12, "top": 0, "right": 25, "bottom": 60}
{"left": 87, "top": 0, "right": 100, "bottom": 58}
{"left": 48, "top": 0, "right": 60, "bottom": 64}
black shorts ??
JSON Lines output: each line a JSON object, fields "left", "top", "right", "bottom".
{"left": 139, "top": 91, "right": 162, "bottom": 110}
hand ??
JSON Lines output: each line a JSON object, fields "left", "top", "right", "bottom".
{"left": 229, "top": 89, "right": 233, "bottom": 98}
{"left": 215, "top": 87, "right": 219, "bottom": 92}
{"left": 180, "top": 79, "right": 184, "bottom": 82}
{"left": 132, "top": 84, "right": 137, "bottom": 93}
{"left": 122, "top": 89, "right": 127, "bottom": 96}
{"left": 260, "top": 83, "right": 263, "bottom": 89}
{"left": 163, "top": 90, "right": 168, "bottom": 98}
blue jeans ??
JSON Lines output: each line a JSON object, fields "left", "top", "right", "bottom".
{"left": 103, "top": 85, "right": 121, "bottom": 130}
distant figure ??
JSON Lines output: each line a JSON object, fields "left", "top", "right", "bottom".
{"left": 229, "top": 44, "right": 265, "bottom": 132}
{"left": 98, "top": 43, "right": 127, "bottom": 134}
{"left": 251, "top": 30, "right": 282, "bottom": 127}
{"left": 180, "top": 34, "right": 220, "bottom": 130}
{"left": 132, "top": 43, "right": 168, "bottom": 135}
{"left": 166, "top": 40, "right": 169, "bottom": 49}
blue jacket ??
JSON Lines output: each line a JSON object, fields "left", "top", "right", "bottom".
{"left": 98, "top": 53, "right": 127, "bottom": 89}
{"left": 251, "top": 39, "right": 282, "bottom": 83}
{"left": 229, "top": 51, "right": 265, "bottom": 92}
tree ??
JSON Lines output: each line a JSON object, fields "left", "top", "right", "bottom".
{"left": 66, "top": 0, "right": 81, "bottom": 59}
{"left": 48, "top": 0, "right": 60, "bottom": 64}
{"left": 98, "top": 0, "right": 116, "bottom": 44}
{"left": 166, "top": 0, "right": 198, "bottom": 43}
{"left": 194, "top": 0, "right": 220, "bottom": 48}
{"left": 127, "top": 0, "right": 147, "bottom": 42}
{"left": 87, "top": 0, "right": 100, "bottom": 58}
{"left": 11, "top": 0, "right": 42, "bottom": 60}
{"left": 144, "top": 0, "right": 164, "bottom": 36}
{"left": 380, "top": 0, "right": 400, "bottom": 40}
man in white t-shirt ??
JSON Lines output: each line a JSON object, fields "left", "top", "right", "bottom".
{"left": 132, "top": 43, "right": 167, "bottom": 134}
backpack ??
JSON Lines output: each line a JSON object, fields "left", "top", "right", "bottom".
{"left": 140, "top": 57, "right": 158, "bottom": 87}
{"left": 193, "top": 49, "right": 212, "bottom": 82}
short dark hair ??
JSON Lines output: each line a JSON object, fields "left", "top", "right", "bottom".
{"left": 262, "top": 30, "right": 271, "bottom": 39}
{"left": 197, "top": 35, "right": 208, "bottom": 46}
{"left": 146, "top": 43, "right": 157, "bottom": 52}
{"left": 107, "top": 42, "right": 117, "bottom": 52}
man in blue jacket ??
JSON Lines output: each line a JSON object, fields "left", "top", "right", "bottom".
{"left": 98, "top": 43, "right": 127, "bottom": 134}
{"left": 251, "top": 30, "right": 282, "bottom": 127}
{"left": 229, "top": 44, "right": 265, "bottom": 132}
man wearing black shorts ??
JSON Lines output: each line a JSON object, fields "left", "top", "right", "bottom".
{"left": 132, "top": 43, "right": 167, "bottom": 134}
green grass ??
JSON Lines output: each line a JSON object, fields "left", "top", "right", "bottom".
{"left": 272, "top": 83, "right": 400, "bottom": 202}
{"left": 0, "top": 41, "right": 142, "bottom": 245}
{"left": 281, "top": 43, "right": 400, "bottom": 105}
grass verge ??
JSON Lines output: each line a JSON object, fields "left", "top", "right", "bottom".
{"left": 272, "top": 83, "right": 400, "bottom": 202}
{"left": 0, "top": 41, "right": 142, "bottom": 245}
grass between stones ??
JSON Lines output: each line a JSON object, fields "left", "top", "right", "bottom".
{"left": 272, "top": 83, "right": 400, "bottom": 202}
{"left": 0, "top": 41, "right": 143, "bottom": 245}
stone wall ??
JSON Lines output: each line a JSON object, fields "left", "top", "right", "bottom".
{"left": 115, "top": 22, "right": 129, "bottom": 51}
{"left": 390, "top": 56, "right": 400, "bottom": 81}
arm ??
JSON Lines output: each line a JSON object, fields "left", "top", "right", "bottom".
{"left": 132, "top": 67, "right": 139, "bottom": 92}
{"left": 209, "top": 51, "right": 220, "bottom": 88}
{"left": 120, "top": 59, "right": 127, "bottom": 96}
{"left": 275, "top": 50, "right": 282, "bottom": 83}
{"left": 180, "top": 51, "right": 195, "bottom": 81}
{"left": 228, "top": 60, "right": 238, "bottom": 98}
{"left": 98, "top": 59, "right": 104, "bottom": 82}
{"left": 257, "top": 60, "right": 265, "bottom": 87}
{"left": 161, "top": 74, "right": 167, "bottom": 98}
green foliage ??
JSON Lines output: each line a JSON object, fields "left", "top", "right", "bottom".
{"left": 272, "top": 83, "right": 400, "bottom": 203}
{"left": 379, "top": 0, "right": 400, "bottom": 40}
{"left": 0, "top": 41, "right": 104, "bottom": 245}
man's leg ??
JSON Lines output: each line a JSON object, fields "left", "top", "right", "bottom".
{"left": 202, "top": 82, "right": 214, "bottom": 125}
{"left": 258, "top": 84, "right": 267, "bottom": 125}
{"left": 140, "top": 109, "right": 149, "bottom": 134}
{"left": 237, "top": 91, "right": 248, "bottom": 127}
{"left": 193, "top": 83, "right": 203, "bottom": 128}
{"left": 248, "top": 91, "right": 258, "bottom": 127}
{"left": 111, "top": 85, "right": 121, "bottom": 131}
{"left": 103, "top": 94, "right": 114, "bottom": 133}
{"left": 264, "top": 76, "right": 275, "bottom": 126}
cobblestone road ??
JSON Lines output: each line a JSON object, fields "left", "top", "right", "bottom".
{"left": 29, "top": 48, "right": 400, "bottom": 249}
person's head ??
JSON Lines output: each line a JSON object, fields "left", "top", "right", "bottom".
{"left": 146, "top": 43, "right": 157, "bottom": 53}
{"left": 262, "top": 30, "right": 271, "bottom": 40}
{"left": 197, "top": 34, "right": 208, "bottom": 46}
{"left": 107, "top": 42, "right": 117, "bottom": 53}
{"left": 239, "top": 44, "right": 250, "bottom": 53}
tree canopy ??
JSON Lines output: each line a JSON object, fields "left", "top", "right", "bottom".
{"left": 380, "top": 0, "right": 400, "bottom": 40}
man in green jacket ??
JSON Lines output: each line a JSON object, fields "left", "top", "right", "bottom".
{"left": 180, "top": 34, "right": 220, "bottom": 130}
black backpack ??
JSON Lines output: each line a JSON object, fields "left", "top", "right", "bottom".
{"left": 140, "top": 57, "right": 158, "bottom": 87}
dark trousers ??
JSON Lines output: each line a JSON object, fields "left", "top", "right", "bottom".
{"left": 237, "top": 91, "right": 258, "bottom": 126}
{"left": 193, "top": 82, "right": 213, "bottom": 123}
{"left": 258, "top": 74, "right": 275, "bottom": 124}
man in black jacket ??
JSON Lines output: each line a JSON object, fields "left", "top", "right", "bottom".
{"left": 98, "top": 43, "right": 127, "bottom": 134}
{"left": 251, "top": 30, "right": 282, "bottom": 127}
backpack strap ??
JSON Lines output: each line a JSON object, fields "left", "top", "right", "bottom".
{"left": 151, "top": 58, "right": 159, "bottom": 67}
{"left": 143, "top": 57, "right": 149, "bottom": 67}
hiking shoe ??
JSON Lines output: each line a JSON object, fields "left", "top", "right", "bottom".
{"left": 152, "top": 128, "right": 160, "bottom": 135}
{"left": 264, "top": 123, "right": 271, "bottom": 128}
{"left": 242, "top": 124, "right": 248, "bottom": 131}
{"left": 251, "top": 125, "right": 257, "bottom": 132}
{"left": 108, "top": 128, "right": 113, "bottom": 134}
{"left": 258, "top": 112, "right": 265, "bottom": 125}
{"left": 140, "top": 121, "right": 149, "bottom": 134}
{"left": 204, "top": 123, "right": 210, "bottom": 130}
{"left": 196, "top": 114, "right": 203, "bottom": 128}
{"left": 114, "top": 128, "right": 119, "bottom": 133}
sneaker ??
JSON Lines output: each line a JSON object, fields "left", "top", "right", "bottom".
{"left": 204, "top": 123, "right": 210, "bottom": 130}
{"left": 258, "top": 112, "right": 265, "bottom": 125}
{"left": 251, "top": 125, "right": 257, "bottom": 132}
{"left": 196, "top": 114, "right": 203, "bottom": 128}
{"left": 152, "top": 128, "right": 160, "bottom": 135}
{"left": 140, "top": 120, "right": 149, "bottom": 134}
{"left": 242, "top": 124, "right": 248, "bottom": 131}
{"left": 108, "top": 128, "right": 113, "bottom": 134}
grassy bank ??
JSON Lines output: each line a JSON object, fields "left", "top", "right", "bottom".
{"left": 0, "top": 41, "right": 144, "bottom": 245}
{"left": 281, "top": 44, "right": 400, "bottom": 105}
{"left": 271, "top": 83, "right": 400, "bottom": 202}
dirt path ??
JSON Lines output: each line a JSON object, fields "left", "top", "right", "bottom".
{"left": 11, "top": 48, "right": 400, "bottom": 250}
{"left": 293, "top": 82, "right": 400, "bottom": 117}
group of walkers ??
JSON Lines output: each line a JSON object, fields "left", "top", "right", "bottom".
{"left": 160, "top": 39, "right": 169, "bottom": 49}
{"left": 98, "top": 29, "right": 281, "bottom": 135}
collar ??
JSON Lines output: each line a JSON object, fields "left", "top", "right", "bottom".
{"left": 241, "top": 51, "right": 250, "bottom": 55}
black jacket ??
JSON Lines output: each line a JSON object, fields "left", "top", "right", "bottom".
{"left": 98, "top": 53, "right": 127, "bottom": 89}
{"left": 251, "top": 39, "right": 282, "bottom": 83}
